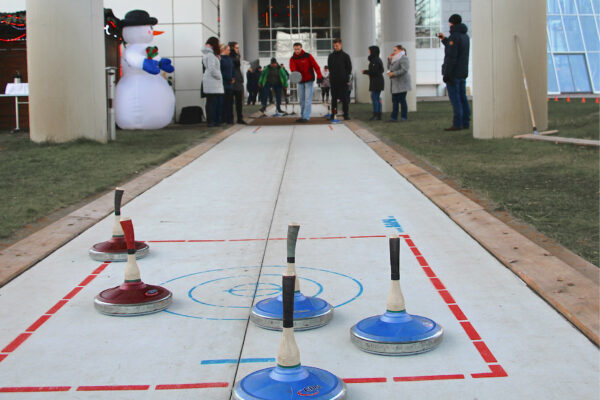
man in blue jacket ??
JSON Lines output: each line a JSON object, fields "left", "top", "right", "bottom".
{"left": 438, "top": 14, "right": 470, "bottom": 131}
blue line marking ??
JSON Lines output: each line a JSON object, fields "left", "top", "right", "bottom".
{"left": 201, "top": 358, "right": 275, "bottom": 365}
{"left": 382, "top": 215, "right": 403, "bottom": 232}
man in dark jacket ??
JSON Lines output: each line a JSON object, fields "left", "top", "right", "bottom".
{"left": 327, "top": 38, "right": 353, "bottom": 120}
{"left": 229, "top": 42, "right": 246, "bottom": 124}
{"left": 246, "top": 66, "right": 261, "bottom": 105}
{"left": 220, "top": 45, "right": 235, "bottom": 124}
{"left": 438, "top": 14, "right": 470, "bottom": 131}
{"left": 362, "top": 45, "right": 384, "bottom": 120}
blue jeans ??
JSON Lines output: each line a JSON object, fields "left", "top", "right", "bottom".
{"left": 446, "top": 79, "right": 470, "bottom": 128}
{"left": 391, "top": 92, "right": 407, "bottom": 121}
{"left": 370, "top": 91, "right": 382, "bottom": 113}
{"left": 261, "top": 83, "right": 282, "bottom": 109}
{"left": 298, "top": 81, "right": 314, "bottom": 120}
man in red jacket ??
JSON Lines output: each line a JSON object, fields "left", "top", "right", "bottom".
{"left": 289, "top": 42, "right": 323, "bottom": 122}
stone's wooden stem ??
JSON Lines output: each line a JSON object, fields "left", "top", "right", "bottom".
{"left": 111, "top": 214, "right": 124, "bottom": 237}
{"left": 124, "top": 253, "right": 141, "bottom": 282}
{"left": 277, "top": 275, "right": 300, "bottom": 367}
{"left": 387, "top": 280, "right": 406, "bottom": 312}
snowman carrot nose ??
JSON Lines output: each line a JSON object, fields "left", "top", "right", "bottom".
{"left": 153, "top": 30, "right": 164, "bottom": 36}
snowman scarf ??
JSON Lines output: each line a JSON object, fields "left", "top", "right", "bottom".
{"left": 146, "top": 46, "right": 158, "bottom": 59}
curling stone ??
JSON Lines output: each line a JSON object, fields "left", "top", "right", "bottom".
{"left": 250, "top": 224, "right": 333, "bottom": 331}
{"left": 94, "top": 217, "right": 171, "bottom": 316}
{"left": 89, "top": 187, "right": 149, "bottom": 261}
{"left": 350, "top": 235, "right": 443, "bottom": 355}
{"left": 233, "top": 275, "right": 346, "bottom": 400}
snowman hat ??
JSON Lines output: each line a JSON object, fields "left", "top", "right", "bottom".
{"left": 120, "top": 10, "right": 158, "bottom": 27}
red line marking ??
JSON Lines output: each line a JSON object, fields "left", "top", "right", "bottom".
{"left": 63, "top": 286, "right": 84, "bottom": 300}
{"left": 448, "top": 304, "right": 468, "bottom": 321}
{"left": 329, "top": 124, "right": 333, "bottom": 130}
{"left": 471, "top": 364, "right": 507, "bottom": 378}
{"left": 155, "top": 382, "right": 229, "bottom": 390}
{"left": 460, "top": 321, "right": 481, "bottom": 341}
{"left": 421, "top": 266, "right": 436, "bottom": 278}
{"left": 147, "top": 240, "right": 186, "bottom": 243}
{"left": 269, "top": 237, "right": 287, "bottom": 240}
{"left": 77, "top": 385, "right": 150, "bottom": 391}
{"left": 1, "top": 333, "right": 32, "bottom": 353}
{"left": 404, "top": 238, "right": 415, "bottom": 247}
{"left": 228, "top": 239, "right": 266, "bottom": 242}
{"left": 309, "top": 236, "right": 347, "bottom": 240}
{"left": 429, "top": 277, "right": 446, "bottom": 290}
{"left": 342, "top": 377, "right": 387, "bottom": 383}
{"left": 473, "top": 341, "right": 497, "bottom": 363}
{"left": 410, "top": 247, "right": 422, "bottom": 256}
{"left": 415, "top": 256, "right": 428, "bottom": 266}
{"left": 0, "top": 354, "right": 7, "bottom": 363}
{"left": 25, "top": 315, "right": 52, "bottom": 333}
{"left": 349, "top": 235, "right": 387, "bottom": 239}
{"left": 46, "top": 299, "right": 69, "bottom": 315}
{"left": 0, "top": 386, "right": 71, "bottom": 393}
{"left": 253, "top": 126, "right": 261, "bottom": 133}
{"left": 393, "top": 374, "right": 465, "bottom": 382}
{"left": 78, "top": 275, "right": 97, "bottom": 287}
{"left": 92, "top": 263, "right": 110, "bottom": 274}
{"left": 438, "top": 290, "right": 456, "bottom": 304}
{"left": 187, "top": 239, "right": 226, "bottom": 243}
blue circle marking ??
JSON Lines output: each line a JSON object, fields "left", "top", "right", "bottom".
{"left": 160, "top": 265, "right": 363, "bottom": 321}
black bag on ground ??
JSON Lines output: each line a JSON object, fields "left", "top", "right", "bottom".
{"left": 179, "top": 106, "right": 204, "bottom": 124}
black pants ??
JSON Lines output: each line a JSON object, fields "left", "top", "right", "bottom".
{"left": 321, "top": 87, "right": 330, "bottom": 102}
{"left": 331, "top": 85, "right": 349, "bottom": 117}
{"left": 223, "top": 89, "right": 234, "bottom": 124}
{"left": 205, "top": 93, "right": 223, "bottom": 126}
{"left": 233, "top": 89, "right": 244, "bottom": 122}
{"left": 247, "top": 90, "right": 258, "bottom": 105}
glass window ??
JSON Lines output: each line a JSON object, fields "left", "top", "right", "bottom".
{"left": 548, "top": 16, "right": 568, "bottom": 51}
{"left": 548, "top": 0, "right": 562, "bottom": 13}
{"left": 576, "top": 0, "right": 595, "bottom": 13}
{"left": 560, "top": 0, "right": 577, "bottom": 13}
{"left": 587, "top": 52, "right": 600, "bottom": 91}
{"left": 312, "top": 0, "right": 330, "bottom": 27}
{"left": 554, "top": 54, "right": 576, "bottom": 91}
{"left": 259, "top": 0, "right": 270, "bottom": 28}
{"left": 563, "top": 15, "right": 585, "bottom": 50}
{"left": 259, "top": 30, "right": 271, "bottom": 40}
{"left": 593, "top": 0, "right": 600, "bottom": 13}
{"left": 299, "top": 0, "right": 311, "bottom": 26}
{"left": 272, "top": 1, "right": 291, "bottom": 28}
{"left": 548, "top": 54, "right": 560, "bottom": 92}
{"left": 569, "top": 54, "right": 592, "bottom": 91}
{"left": 580, "top": 16, "right": 600, "bottom": 50}
{"left": 331, "top": 0, "right": 340, "bottom": 26}
{"left": 414, "top": 0, "right": 441, "bottom": 48}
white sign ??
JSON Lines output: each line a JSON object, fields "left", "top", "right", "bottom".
{"left": 5, "top": 83, "right": 29, "bottom": 96}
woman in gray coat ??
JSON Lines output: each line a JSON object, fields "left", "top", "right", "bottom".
{"left": 387, "top": 44, "right": 411, "bottom": 121}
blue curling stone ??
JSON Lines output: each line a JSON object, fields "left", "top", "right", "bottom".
{"left": 233, "top": 365, "right": 346, "bottom": 400}
{"left": 350, "top": 310, "right": 443, "bottom": 355}
{"left": 251, "top": 292, "right": 333, "bottom": 331}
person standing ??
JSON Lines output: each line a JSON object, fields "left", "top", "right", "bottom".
{"left": 246, "top": 66, "right": 260, "bottom": 105}
{"left": 320, "top": 66, "right": 330, "bottom": 103}
{"left": 438, "top": 14, "right": 470, "bottom": 131}
{"left": 220, "top": 44, "right": 234, "bottom": 124}
{"left": 327, "top": 38, "right": 353, "bottom": 120}
{"left": 387, "top": 44, "right": 411, "bottom": 122}
{"left": 258, "top": 58, "right": 288, "bottom": 113}
{"left": 289, "top": 42, "right": 323, "bottom": 122}
{"left": 362, "top": 45, "right": 384, "bottom": 121}
{"left": 201, "top": 36, "right": 224, "bottom": 127}
{"left": 229, "top": 41, "right": 246, "bottom": 124}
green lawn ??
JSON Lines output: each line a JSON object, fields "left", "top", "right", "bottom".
{"left": 351, "top": 101, "right": 599, "bottom": 266}
{"left": 0, "top": 125, "right": 217, "bottom": 240}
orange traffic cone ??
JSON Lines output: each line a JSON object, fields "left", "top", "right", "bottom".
{"left": 596, "top": 98, "right": 599, "bottom": 104}
{"left": 582, "top": 98, "right": 586, "bottom": 103}
{"left": 554, "top": 97, "right": 559, "bottom": 102}
{"left": 566, "top": 97, "right": 571, "bottom": 103}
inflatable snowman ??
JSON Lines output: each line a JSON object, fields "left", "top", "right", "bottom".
{"left": 115, "top": 10, "right": 175, "bottom": 130}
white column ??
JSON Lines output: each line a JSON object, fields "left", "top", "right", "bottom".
{"left": 380, "top": 0, "right": 416, "bottom": 113}
{"left": 243, "top": 0, "right": 259, "bottom": 62}
{"left": 27, "top": 0, "right": 107, "bottom": 143}
{"left": 352, "top": 0, "right": 376, "bottom": 103}
{"left": 220, "top": 0, "right": 244, "bottom": 50}
{"left": 472, "top": 0, "right": 547, "bottom": 138}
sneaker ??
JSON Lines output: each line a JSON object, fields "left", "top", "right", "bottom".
{"left": 237, "top": 120, "right": 247, "bottom": 125}
{"left": 277, "top": 109, "right": 285, "bottom": 114}
{"left": 298, "top": 119, "right": 308, "bottom": 123}
{"left": 259, "top": 107, "right": 266, "bottom": 113}
{"left": 444, "top": 126, "right": 462, "bottom": 131}
{"left": 295, "top": 118, "right": 304, "bottom": 123}
{"left": 343, "top": 115, "right": 351, "bottom": 120}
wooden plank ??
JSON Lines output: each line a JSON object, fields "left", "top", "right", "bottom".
{"left": 513, "top": 130, "right": 559, "bottom": 138}
{"left": 515, "top": 134, "right": 600, "bottom": 147}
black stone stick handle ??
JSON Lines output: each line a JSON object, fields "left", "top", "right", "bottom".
{"left": 390, "top": 236, "right": 400, "bottom": 281}
{"left": 287, "top": 223, "right": 300, "bottom": 263}
{"left": 114, "top": 187, "right": 125, "bottom": 216}
{"left": 282, "top": 275, "right": 296, "bottom": 328}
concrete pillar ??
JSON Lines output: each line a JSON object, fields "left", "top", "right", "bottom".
{"left": 220, "top": 0, "right": 244, "bottom": 51}
{"left": 472, "top": 0, "right": 547, "bottom": 138}
{"left": 352, "top": 0, "right": 376, "bottom": 103}
{"left": 26, "top": 0, "right": 106, "bottom": 143}
{"left": 380, "top": 0, "right": 416, "bottom": 113}
{"left": 243, "top": 0, "right": 259, "bottom": 62}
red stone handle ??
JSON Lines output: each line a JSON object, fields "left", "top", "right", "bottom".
{"left": 120, "top": 217, "right": 135, "bottom": 252}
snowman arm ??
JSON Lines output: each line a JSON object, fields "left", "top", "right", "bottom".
{"left": 124, "top": 49, "right": 147, "bottom": 70}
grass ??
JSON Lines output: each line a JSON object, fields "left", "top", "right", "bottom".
{"left": 0, "top": 125, "right": 218, "bottom": 241}
{"left": 352, "top": 101, "right": 599, "bottom": 266}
